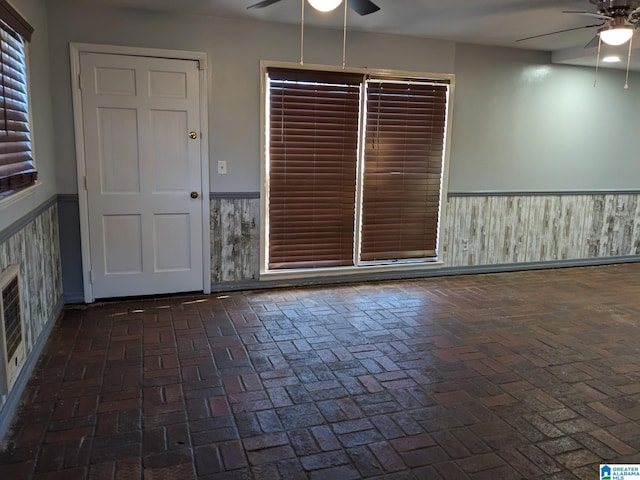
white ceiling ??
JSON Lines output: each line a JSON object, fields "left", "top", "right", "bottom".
{"left": 69, "top": 0, "right": 640, "bottom": 71}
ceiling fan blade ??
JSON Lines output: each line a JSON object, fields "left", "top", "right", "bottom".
{"left": 516, "top": 23, "right": 603, "bottom": 42}
{"left": 563, "top": 10, "right": 613, "bottom": 20}
{"left": 584, "top": 34, "right": 600, "bottom": 48}
{"left": 247, "top": 0, "right": 283, "bottom": 9}
{"left": 349, "top": 0, "right": 380, "bottom": 16}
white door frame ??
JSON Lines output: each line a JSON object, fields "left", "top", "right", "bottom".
{"left": 70, "top": 43, "right": 211, "bottom": 303}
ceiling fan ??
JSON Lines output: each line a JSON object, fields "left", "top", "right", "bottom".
{"left": 518, "top": 0, "right": 640, "bottom": 47}
{"left": 247, "top": 0, "right": 380, "bottom": 16}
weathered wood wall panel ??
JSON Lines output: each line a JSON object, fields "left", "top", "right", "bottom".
{"left": 211, "top": 193, "right": 640, "bottom": 286}
{"left": 628, "top": 195, "right": 640, "bottom": 255}
{"left": 522, "top": 195, "right": 590, "bottom": 262}
{"left": 487, "top": 196, "right": 530, "bottom": 264}
{"left": 585, "top": 194, "right": 640, "bottom": 257}
{"left": 443, "top": 193, "right": 640, "bottom": 268}
{"left": 443, "top": 196, "right": 491, "bottom": 266}
{"left": 0, "top": 203, "right": 62, "bottom": 413}
{"left": 554, "top": 195, "right": 590, "bottom": 261}
{"left": 210, "top": 198, "right": 260, "bottom": 284}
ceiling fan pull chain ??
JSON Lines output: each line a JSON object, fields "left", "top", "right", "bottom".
{"left": 624, "top": 34, "right": 633, "bottom": 89}
{"left": 342, "top": 0, "right": 348, "bottom": 68}
{"left": 300, "top": 0, "right": 305, "bottom": 65}
{"left": 594, "top": 36, "right": 602, "bottom": 88}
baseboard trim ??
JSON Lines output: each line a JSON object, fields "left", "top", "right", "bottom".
{"left": 63, "top": 292, "right": 85, "bottom": 304}
{"left": 210, "top": 256, "right": 640, "bottom": 293}
{"left": 0, "top": 295, "right": 64, "bottom": 443}
{"left": 437, "top": 255, "right": 640, "bottom": 276}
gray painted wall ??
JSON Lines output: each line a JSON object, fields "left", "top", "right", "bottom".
{"left": 47, "top": 2, "right": 455, "bottom": 194}
{"left": 57, "top": 195, "right": 83, "bottom": 303}
{"left": 46, "top": 2, "right": 640, "bottom": 196}
{"left": 450, "top": 44, "right": 640, "bottom": 193}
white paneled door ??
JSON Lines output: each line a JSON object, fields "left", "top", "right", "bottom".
{"left": 79, "top": 52, "right": 204, "bottom": 299}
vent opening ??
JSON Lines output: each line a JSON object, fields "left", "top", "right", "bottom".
{"left": 0, "top": 264, "right": 25, "bottom": 395}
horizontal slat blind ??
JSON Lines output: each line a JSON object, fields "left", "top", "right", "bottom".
{"left": 268, "top": 68, "right": 361, "bottom": 269}
{"left": 0, "top": 16, "right": 34, "bottom": 194}
{"left": 360, "top": 80, "right": 448, "bottom": 262}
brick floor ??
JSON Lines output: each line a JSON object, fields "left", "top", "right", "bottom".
{"left": 2, "top": 264, "right": 640, "bottom": 479}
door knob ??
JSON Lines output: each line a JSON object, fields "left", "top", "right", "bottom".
{"left": 189, "top": 131, "right": 198, "bottom": 139}
{"left": 190, "top": 191, "right": 199, "bottom": 199}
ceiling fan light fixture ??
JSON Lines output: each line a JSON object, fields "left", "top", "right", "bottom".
{"left": 307, "top": 0, "right": 343, "bottom": 12}
{"left": 599, "top": 26, "right": 634, "bottom": 46}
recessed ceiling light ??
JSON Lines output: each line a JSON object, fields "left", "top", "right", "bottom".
{"left": 602, "top": 55, "right": 621, "bottom": 63}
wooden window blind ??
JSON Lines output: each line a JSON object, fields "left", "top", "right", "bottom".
{"left": 360, "top": 80, "right": 448, "bottom": 262}
{"left": 267, "top": 68, "right": 361, "bottom": 269}
{"left": 0, "top": 0, "right": 34, "bottom": 195}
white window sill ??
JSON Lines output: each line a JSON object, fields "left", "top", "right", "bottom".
{"left": 0, "top": 182, "right": 41, "bottom": 210}
{"left": 260, "top": 260, "right": 444, "bottom": 281}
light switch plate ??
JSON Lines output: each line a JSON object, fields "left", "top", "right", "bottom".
{"left": 218, "top": 160, "right": 227, "bottom": 175}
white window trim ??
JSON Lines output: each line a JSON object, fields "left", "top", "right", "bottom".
{"left": 259, "top": 61, "right": 456, "bottom": 281}
{"left": 0, "top": 182, "right": 41, "bottom": 209}
{"left": 260, "top": 260, "right": 445, "bottom": 281}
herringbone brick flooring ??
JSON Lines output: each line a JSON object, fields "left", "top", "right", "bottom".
{"left": 1, "top": 264, "right": 640, "bottom": 479}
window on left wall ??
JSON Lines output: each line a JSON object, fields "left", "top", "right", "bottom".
{"left": 0, "top": 0, "right": 34, "bottom": 200}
